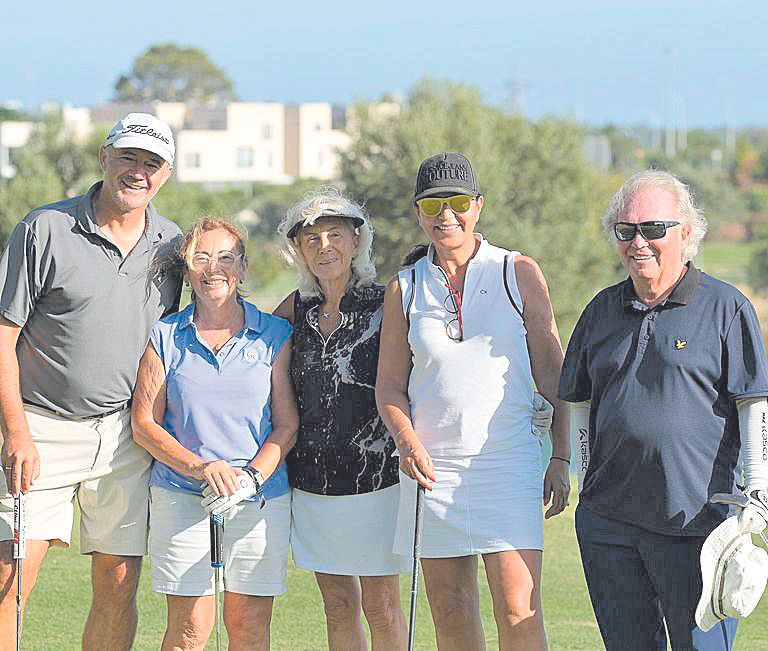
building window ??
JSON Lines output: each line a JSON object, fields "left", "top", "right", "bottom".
{"left": 262, "top": 125, "right": 272, "bottom": 140}
{"left": 315, "top": 123, "right": 323, "bottom": 132}
{"left": 236, "top": 147, "right": 254, "bottom": 168}
{"left": 267, "top": 152, "right": 274, "bottom": 168}
{"left": 185, "top": 152, "right": 201, "bottom": 168}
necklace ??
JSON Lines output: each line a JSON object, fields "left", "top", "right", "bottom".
{"left": 197, "top": 306, "right": 244, "bottom": 353}
{"left": 211, "top": 335, "right": 231, "bottom": 353}
{"left": 321, "top": 310, "right": 339, "bottom": 319}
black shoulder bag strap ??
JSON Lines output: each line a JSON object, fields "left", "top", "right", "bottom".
{"left": 503, "top": 253, "right": 524, "bottom": 320}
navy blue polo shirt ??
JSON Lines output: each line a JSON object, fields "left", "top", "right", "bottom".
{"left": 559, "top": 264, "right": 768, "bottom": 536}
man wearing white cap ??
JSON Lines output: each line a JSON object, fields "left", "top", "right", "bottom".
{"left": 0, "top": 113, "right": 181, "bottom": 649}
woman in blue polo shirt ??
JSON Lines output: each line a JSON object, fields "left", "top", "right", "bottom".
{"left": 131, "top": 217, "right": 298, "bottom": 650}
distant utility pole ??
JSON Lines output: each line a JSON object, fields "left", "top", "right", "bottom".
{"left": 664, "top": 47, "right": 676, "bottom": 159}
{"left": 647, "top": 111, "right": 662, "bottom": 151}
{"left": 725, "top": 94, "right": 736, "bottom": 159}
{"left": 507, "top": 77, "right": 529, "bottom": 117}
{"left": 675, "top": 96, "right": 687, "bottom": 153}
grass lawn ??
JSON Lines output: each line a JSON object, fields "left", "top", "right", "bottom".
{"left": 19, "top": 492, "right": 768, "bottom": 650}
{"left": 696, "top": 239, "right": 760, "bottom": 289}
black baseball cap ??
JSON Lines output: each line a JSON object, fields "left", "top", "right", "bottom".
{"left": 414, "top": 152, "right": 480, "bottom": 201}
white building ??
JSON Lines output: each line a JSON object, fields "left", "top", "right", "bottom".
{"left": 0, "top": 98, "right": 397, "bottom": 185}
{"left": 0, "top": 121, "right": 35, "bottom": 179}
{"left": 176, "top": 103, "right": 290, "bottom": 184}
{"left": 285, "top": 103, "right": 351, "bottom": 180}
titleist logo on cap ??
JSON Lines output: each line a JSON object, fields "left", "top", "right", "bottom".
{"left": 119, "top": 124, "right": 171, "bottom": 145}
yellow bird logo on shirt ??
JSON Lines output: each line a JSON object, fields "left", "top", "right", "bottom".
{"left": 675, "top": 339, "right": 687, "bottom": 350}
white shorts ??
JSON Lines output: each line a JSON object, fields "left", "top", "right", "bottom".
{"left": 0, "top": 405, "right": 151, "bottom": 554}
{"left": 393, "top": 441, "right": 544, "bottom": 558}
{"left": 291, "top": 484, "right": 410, "bottom": 576}
{"left": 149, "top": 486, "right": 291, "bottom": 597}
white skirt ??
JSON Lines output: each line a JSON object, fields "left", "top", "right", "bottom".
{"left": 291, "top": 484, "right": 411, "bottom": 575}
{"left": 393, "top": 440, "right": 544, "bottom": 558}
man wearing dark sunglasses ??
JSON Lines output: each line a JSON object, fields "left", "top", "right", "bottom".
{"left": 559, "top": 170, "right": 768, "bottom": 651}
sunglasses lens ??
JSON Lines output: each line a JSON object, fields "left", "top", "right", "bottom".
{"left": 449, "top": 196, "right": 472, "bottom": 213}
{"left": 615, "top": 224, "right": 636, "bottom": 241}
{"left": 418, "top": 198, "right": 442, "bottom": 216}
{"left": 639, "top": 223, "right": 666, "bottom": 240}
{"left": 418, "top": 195, "right": 473, "bottom": 216}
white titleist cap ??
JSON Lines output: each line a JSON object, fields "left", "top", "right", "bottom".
{"left": 104, "top": 112, "right": 175, "bottom": 165}
{"left": 696, "top": 515, "right": 768, "bottom": 631}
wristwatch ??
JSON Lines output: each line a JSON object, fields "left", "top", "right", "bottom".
{"left": 241, "top": 466, "right": 266, "bottom": 509}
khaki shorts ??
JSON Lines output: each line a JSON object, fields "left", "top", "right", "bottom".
{"left": 0, "top": 405, "right": 152, "bottom": 555}
{"left": 149, "top": 486, "right": 290, "bottom": 597}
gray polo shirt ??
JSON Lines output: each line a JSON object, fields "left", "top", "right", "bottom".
{"left": 0, "top": 182, "right": 182, "bottom": 418}
{"left": 559, "top": 264, "right": 768, "bottom": 537}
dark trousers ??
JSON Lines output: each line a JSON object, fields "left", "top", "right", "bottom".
{"left": 575, "top": 504, "right": 738, "bottom": 651}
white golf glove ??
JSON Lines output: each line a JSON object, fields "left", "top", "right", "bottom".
{"left": 532, "top": 392, "right": 554, "bottom": 438}
{"left": 201, "top": 473, "right": 260, "bottom": 516}
{"left": 739, "top": 487, "right": 768, "bottom": 535}
{"left": 710, "top": 488, "right": 768, "bottom": 535}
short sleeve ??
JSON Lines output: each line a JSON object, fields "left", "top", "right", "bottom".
{"left": 725, "top": 300, "right": 768, "bottom": 400}
{"left": 558, "top": 306, "right": 594, "bottom": 403}
{"left": 270, "top": 318, "right": 292, "bottom": 363}
{"left": 148, "top": 320, "right": 174, "bottom": 376}
{"left": 0, "top": 221, "right": 45, "bottom": 326}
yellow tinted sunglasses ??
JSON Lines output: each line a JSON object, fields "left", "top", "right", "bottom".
{"left": 416, "top": 194, "right": 474, "bottom": 217}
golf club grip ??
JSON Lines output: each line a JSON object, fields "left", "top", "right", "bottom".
{"left": 413, "top": 484, "right": 425, "bottom": 555}
{"left": 13, "top": 494, "right": 26, "bottom": 560}
{"left": 209, "top": 514, "right": 223, "bottom": 568}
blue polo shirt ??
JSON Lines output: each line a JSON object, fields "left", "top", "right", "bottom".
{"left": 559, "top": 264, "right": 768, "bottom": 536}
{"left": 148, "top": 299, "right": 292, "bottom": 500}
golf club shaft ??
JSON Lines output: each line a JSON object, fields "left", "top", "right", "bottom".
{"left": 408, "top": 484, "right": 425, "bottom": 651}
{"left": 209, "top": 514, "right": 224, "bottom": 651}
{"left": 13, "top": 493, "right": 26, "bottom": 651}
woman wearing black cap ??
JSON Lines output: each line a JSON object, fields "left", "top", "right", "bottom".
{"left": 376, "top": 152, "right": 569, "bottom": 649}
{"left": 275, "top": 189, "right": 409, "bottom": 650}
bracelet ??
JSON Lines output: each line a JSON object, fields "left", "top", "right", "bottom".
{"left": 550, "top": 456, "right": 571, "bottom": 464}
{"left": 241, "top": 466, "right": 266, "bottom": 509}
{"left": 392, "top": 426, "right": 414, "bottom": 441}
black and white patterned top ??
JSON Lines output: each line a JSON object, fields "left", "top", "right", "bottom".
{"left": 288, "top": 284, "right": 399, "bottom": 495}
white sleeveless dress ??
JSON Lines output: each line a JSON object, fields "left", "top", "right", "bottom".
{"left": 393, "top": 236, "right": 545, "bottom": 556}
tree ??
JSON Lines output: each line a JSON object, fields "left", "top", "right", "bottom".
{"left": 339, "top": 79, "right": 616, "bottom": 333}
{"left": 0, "top": 113, "right": 102, "bottom": 247}
{"left": 114, "top": 44, "right": 235, "bottom": 103}
{"left": 0, "top": 151, "right": 64, "bottom": 248}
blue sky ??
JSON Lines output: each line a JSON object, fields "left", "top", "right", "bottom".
{"left": 2, "top": 1, "right": 765, "bottom": 127}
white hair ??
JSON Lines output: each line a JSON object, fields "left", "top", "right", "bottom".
{"left": 278, "top": 188, "right": 377, "bottom": 298}
{"left": 602, "top": 170, "right": 708, "bottom": 262}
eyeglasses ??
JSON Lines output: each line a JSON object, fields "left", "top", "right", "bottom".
{"left": 190, "top": 252, "right": 241, "bottom": 270}
{"left": 614, "top": 221, "right": 680, "bottom": 242}
{"left": 443, "top": 284, "right": 464, "bottom": 342}
{"left": 416, "top": 195, "right": 475, "bottom": 217}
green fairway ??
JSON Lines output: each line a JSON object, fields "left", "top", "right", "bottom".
{"left": 696, "top": 239, "right": 760, "bottom": 289}
{"left": 18, "top": 493, "right": 768, "bottom": 650}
